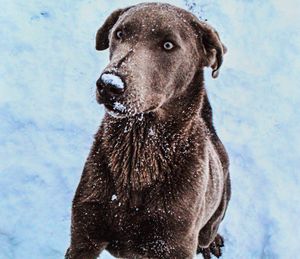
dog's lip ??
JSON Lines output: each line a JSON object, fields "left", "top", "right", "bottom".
{"left": 98, "top": 98, "right": 127, "bottom": 115}
{"left": 104, "top": 103, "right": 127, "bottom": 114}
{"left": 103, "top": 102, "right": 114, "bottom": 111}
{"left": 96, "top": 89, "right": 126, "bottom": 112}
{"left": 96, "top": 89, "right": 116, "bottom": 104}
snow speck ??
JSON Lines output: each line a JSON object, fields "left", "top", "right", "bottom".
{"left": 101, "top": 73, "right": 124, "bottom": 89}
{"left": 137, "top": 113, "right": 144, "bottom": 121}
{"left": 149, "top": 127, "right": 155, "bottom": 136}
{"left": 111, "top": 194, "right": 117, "bottom": 201}
{"left": 113, "top": 102, "right": 126, "bottom": 112}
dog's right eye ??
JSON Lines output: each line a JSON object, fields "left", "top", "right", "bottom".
{"left": 163, "top": 41, "right": 175, "bottom": 51}
{"left": 116, "top": 30, "right": 123, "bottom": 39}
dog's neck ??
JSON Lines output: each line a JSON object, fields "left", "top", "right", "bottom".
{"left": 100, "top": 70, "right": 206, "bottom": 205}
{"left": 157, "top": 69, "right": 205, "bottom": 131}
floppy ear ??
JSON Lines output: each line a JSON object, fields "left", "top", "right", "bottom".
{"left": 95, "top": 7, "right": 132, "bottom": 51}
{"left": 192, "top": 20, "right": 227, "bottom": 78}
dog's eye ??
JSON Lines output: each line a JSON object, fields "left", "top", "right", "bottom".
{"left": 163, "top": 41, "right": 174, "bottom": 51}
{"left": 116, "top": 30, "right": 123, "bottom": 39}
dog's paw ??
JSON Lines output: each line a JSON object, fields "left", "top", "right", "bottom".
{"left": 198, "top": 247, "right": 212, "bottom": 259}
{"left": 197, "top": 234, "right": 224, "bottom": 259}
{"left": 209, "top": 234, "right": 224, "bottom": 257}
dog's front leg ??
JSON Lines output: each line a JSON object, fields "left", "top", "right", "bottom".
{"left": 65, "top": 198, "right": 110, "bottom": 259}
{"left": 66, "top": 143, "right": 112, "bottom": 258}
{"left": 65, "top": 203, "right": 108, "bottom": 259}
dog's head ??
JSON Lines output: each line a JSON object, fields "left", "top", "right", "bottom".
{"left": 95, "top": 3, "right": 226, "bottom": 118}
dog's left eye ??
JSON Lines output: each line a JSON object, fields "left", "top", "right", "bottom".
{"left": 116, "top": 30, "right": 123, "bottom": 39}
{"left": 163, "top": 41, "right": 174, "bottom": 51}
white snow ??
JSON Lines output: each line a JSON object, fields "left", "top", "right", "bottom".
{"left": 101, "top": 73, "right": 124, "bottom": 89}
{"left": 113, "top": 102, "right": 126, "bottom": 112}
{"left": 0, "top": 0, "right": 299, "bottom": 259}
{"left": 149, "top": 127, "right": 155, "bottom": 136}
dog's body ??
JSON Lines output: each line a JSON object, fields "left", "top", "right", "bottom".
{"left": 66, "top": 3, "right": 230, "bottom": 259}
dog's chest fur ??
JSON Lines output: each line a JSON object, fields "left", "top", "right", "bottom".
{"left": 100, "top": 114, "right": 206, "bottom": 207}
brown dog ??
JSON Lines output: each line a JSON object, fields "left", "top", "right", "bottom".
{"left": 66, "top": 3, "right": 230, "bottom": 259}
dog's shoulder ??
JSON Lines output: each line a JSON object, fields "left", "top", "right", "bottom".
{"left": 200, "top": 91, "right": 229, "bottom": 172}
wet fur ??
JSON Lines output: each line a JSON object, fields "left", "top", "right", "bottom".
{"left": 66, "top": 3, "right": 230, "bottom": 259}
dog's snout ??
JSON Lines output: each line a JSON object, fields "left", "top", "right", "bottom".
{"left": 97, "top": 73, "right": 125, "bottom": 96}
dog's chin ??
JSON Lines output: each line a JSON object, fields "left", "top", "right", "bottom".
{"left": 104, "top": 104, "right": 154, "bottom": 119}
{"left": 98, "top": 95, "right": 161, "bottom": 119}
{"left": 106, "top": 108, "right": 128, "bottom": 119}
{"left": 96, "top": 93, "right": 129, "bottom": 118}
{"left": 103, "top": 102, "right": 131, "bottom": 119}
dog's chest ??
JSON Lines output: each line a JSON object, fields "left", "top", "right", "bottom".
{"left": 104, "top": 120, "right": 182, "bottom": 192}
{"left": 101, "top": 117, "right": 205, "bottom": 209}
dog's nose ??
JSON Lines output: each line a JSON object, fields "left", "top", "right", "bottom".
{"left": 96, "top": 73, "right": 125, "bottom": 96}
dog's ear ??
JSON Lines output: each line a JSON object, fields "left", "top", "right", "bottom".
{"left": 95, "top": 7, "right": 132, "bottom": 51}
{"left": 191, "top": 20, "right": 227, "bottom": 78}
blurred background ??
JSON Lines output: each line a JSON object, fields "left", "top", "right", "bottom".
{"left": 0, "top": 0, "right": 299, "bottom": 258}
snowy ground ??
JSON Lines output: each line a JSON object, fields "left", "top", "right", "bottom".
{"left": 0, "top": 0, "right": 299, "bottom": 258}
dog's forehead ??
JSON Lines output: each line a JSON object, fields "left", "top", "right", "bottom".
{"left": 118, "top": 4, "right": 193, "bottom": 34}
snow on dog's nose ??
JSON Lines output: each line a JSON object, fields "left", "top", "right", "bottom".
{"left": 96, "top": 73, "right": 125, "bottom": 98}
{"left": 101, "top": 73, "right": 125, "bottom": 90}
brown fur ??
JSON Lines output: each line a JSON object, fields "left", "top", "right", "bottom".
{"left": 66, "top": 3, "right": 230, "bottom": 259}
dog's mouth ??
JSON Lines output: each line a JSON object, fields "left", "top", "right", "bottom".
{"left": 105, "top": 101, "right": 127, "bottom": 114}
{"left": 105, "top": 102, "right": 131, "bottom": 119}
{"left": 96, "top": 89, "right": 128, "bottom": 116}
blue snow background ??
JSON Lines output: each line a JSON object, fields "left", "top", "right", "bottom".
{"left": 0, "top": 0, "right": 299, "bottom": 258}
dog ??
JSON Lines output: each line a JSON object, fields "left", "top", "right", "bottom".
{"left": 66, "top": 3, "right": 230, "bottom": 259}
